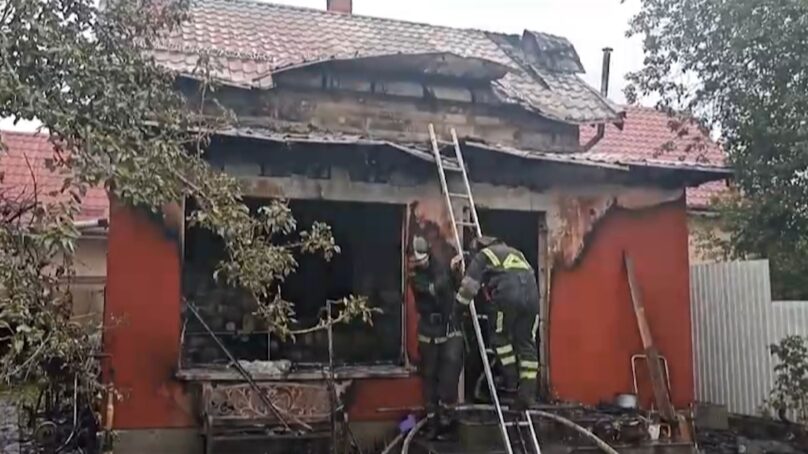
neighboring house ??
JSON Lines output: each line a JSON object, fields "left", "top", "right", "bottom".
{"left": 581, "top": 105, "right": 730, "bottom": 263}
{"left": 0, "top": 131, "right": 109, "bottom": 326}
{"left": 99, "top": 1, "right": 730, "bottom": 452}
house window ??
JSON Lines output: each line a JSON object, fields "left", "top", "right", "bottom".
{"left": 181, "top": 199, "right": 404, "bottom": 368}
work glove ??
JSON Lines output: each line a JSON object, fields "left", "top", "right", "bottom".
{"left": 410, "top": 271, "right": 433, "bottom": 295}
{"left": 450, "top": 254, "right": 464, "bottom": 272}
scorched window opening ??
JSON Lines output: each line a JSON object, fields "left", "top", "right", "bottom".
{"left": 181, "top": 198, "right": 404, "bottom": 368}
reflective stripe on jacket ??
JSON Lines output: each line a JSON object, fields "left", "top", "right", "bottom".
{"left": 417, "top": 330, "right": 462, "bottom": 345}
{"left": 456, "top": 243, "right": 533, "bottom": 306}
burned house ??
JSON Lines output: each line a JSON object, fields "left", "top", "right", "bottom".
{"left": 101, "top": 1, "right": 730, "bottom": 452}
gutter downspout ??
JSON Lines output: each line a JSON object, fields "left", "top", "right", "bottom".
{"left": 583, "top": 47, "right": 613, "bottom": 151}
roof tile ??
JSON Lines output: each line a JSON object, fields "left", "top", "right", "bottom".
{"left": 0, "top": 131, "right": 109, "bottom": 220}
{"left": 581, "top": 106, "right": 729, "bottom": 209}
{"left": 150, "top": 0, "right": 620, "bottom": 123}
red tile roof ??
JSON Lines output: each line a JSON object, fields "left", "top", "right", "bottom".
{"left": 581, "top": 106, "right": 729, "bottom": 210}
{"left": 0, "top": 131, "right": 109, "bottom": 220}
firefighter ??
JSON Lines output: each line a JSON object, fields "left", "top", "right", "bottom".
{"left": 454, "top": 236, "right": 540, "bottom": 410}
{"left": 409, "top": 235, "right": 464, "bottom": 439}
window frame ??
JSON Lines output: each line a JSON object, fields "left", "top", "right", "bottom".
{"left": 177, "top": 197, "right": 412, "bottom": 378}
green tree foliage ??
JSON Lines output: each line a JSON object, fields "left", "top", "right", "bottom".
{"left": 626, "top": 0, "right": 808, "bottom": 299}
{"left": 0, "top": 0, "right": 374, "bottom": 398}
{"left": 768, "top": 335, "right": 808, "bottom": 424}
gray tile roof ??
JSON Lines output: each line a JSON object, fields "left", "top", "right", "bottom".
{"left": 151, "top": 0, "right": 623, "bottom": 124}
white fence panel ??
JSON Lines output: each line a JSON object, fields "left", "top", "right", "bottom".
{"left": 691, "top": 259, "right": 774, "bottom": 415}
{"left": 770, "top": 300, "right": 808, "bottom": 340}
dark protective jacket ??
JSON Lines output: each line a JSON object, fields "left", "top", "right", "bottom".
{"left": 412, "top": 258, "right": 465, "bottom": 419}
{"left": 410, "top": 257, "right": 460, "bottom": 341}
{"left": 455, "top": 241, "right": 540, "bottom": 408}
{"left": 455, "top": 242, "right": 534, "bottom": 308}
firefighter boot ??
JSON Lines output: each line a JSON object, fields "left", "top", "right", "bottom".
{"left": 513, "top": 378, "right": 538, "bottom": 412}
{"left": 497, "top": 363, "right": 520, "bottom": 405}
{"left": 423, "top": 414, "right": 440, "bottom": 440}
{"left": 434, "top": 404, "right": 457, "bottom": 442}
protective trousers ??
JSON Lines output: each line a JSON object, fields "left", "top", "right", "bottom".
{"left": 418, "top": 326, "right": 464, "bottom": 422}
{"left": 489, "top": 274, "right": 540, "bottom": 408}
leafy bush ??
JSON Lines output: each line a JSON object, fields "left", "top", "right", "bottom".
{"left": 768, "top": 335, "right": 808, "bottom": 424}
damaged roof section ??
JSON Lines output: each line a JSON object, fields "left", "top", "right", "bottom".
{"left": 519, "top": 30, "right": 585, "bottom": 73}
{"left": 149, "top": 0, "right": 622, "bottom": 124}
{"left": 463, "top": 140, "right": 731, "bottom": 188}
{"left": 292, "top": 53, "right": 515, "bottom": 81}
{"left": 211, "top": 126, "right": 462, "bottom": 171}
{"left": 211, "top": 126, "right": 731, "bottom": 188}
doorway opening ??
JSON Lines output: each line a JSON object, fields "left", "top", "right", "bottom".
{"left": 462, "top": 208, "right": 544, "bottom": 401}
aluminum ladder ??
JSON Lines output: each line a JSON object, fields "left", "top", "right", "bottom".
{"left": 427, "top": 125, "right": 541, "bottom": 454}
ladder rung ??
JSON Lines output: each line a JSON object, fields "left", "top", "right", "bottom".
{"left": 456, "top": 221, "right": 477, "bottom": 227}
{"left": 504, "top": 421, "right": 534, "bottom": 428}
{"left": 448, "top": 192, "right": 470, "bottom": 199}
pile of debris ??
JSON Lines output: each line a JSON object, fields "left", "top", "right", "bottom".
{"left": 0, "top": 396, "right": 21, "bottom": 454}
{"left": 696, "top": 415, "right": 807, "bottom": 454}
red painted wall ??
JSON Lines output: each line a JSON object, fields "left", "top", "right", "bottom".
{"left": 348, "top": 378, "right": 423, "bottom": 421}
{"left": 549, "top": 201, "right": 694, "bottom": 408}
{"left": 104, "top": 202, "right": 426, "bottom": 427}
{"left": 104, "top": 201, "right": 195, "bottom": 429}
{"left": 103, "top": 198, "right": 694, "bottom": 429}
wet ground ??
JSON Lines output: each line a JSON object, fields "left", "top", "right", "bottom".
{"left": 0, "top": 396, "right": 21, "bottom": 454}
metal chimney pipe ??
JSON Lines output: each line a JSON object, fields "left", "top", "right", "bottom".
{"left": 593, "top": 47, "right": 614, "bottom": 141}
{"left": 600, "top": 47, "right": 613, "bottom": 97}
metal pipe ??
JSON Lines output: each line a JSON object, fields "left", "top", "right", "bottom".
{"left": 457, "top": 403, "right": 582, "bottom": 412}
{"left": 514, "top": 415, "right": 530, "bottom": 453}
{"left": 584, "top": 47, "right": 613, "bottom": 152}
{"left": 376, "top": 403, "right": 582, "bottom": 414}
{"left": 394, "top": 406, "right": 618, "bottom": 454}
{"left": 435, "top": 404, "right": 618, "bottom": 454}
{"left": 379, "top": 432, "right": 404, "bottom": 454}
{"left": 397, "top": 410, "right": 617, "bottom": 454}
{"left": 400, "top": 418, "right": 430, "bottom": 454}
{"left": 525, "top": 411, "right": 542, "bottom": 454}
{"left": 632, "top": 353, "right": 671, "bottom": 396}
{"left": 528, "top": 410, "right": 619, "bottom": 454}
{"left": 600, "top": 47, "right": 613, "bottom": 97}
{"left": 596, "top": 47, "right": 613, "bottom": 139}
{"left": 185, "top": 300, "right": 304, "bottom": 431}
{"left": 343, "top": 414, "right": 365, "bottom": 454}
{"left": 327, "top": 300, "right": 337, "bottom": 454}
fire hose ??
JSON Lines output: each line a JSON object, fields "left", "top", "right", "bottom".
{"left": 394, "top": 406, "right": 619, "bottom": 454}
